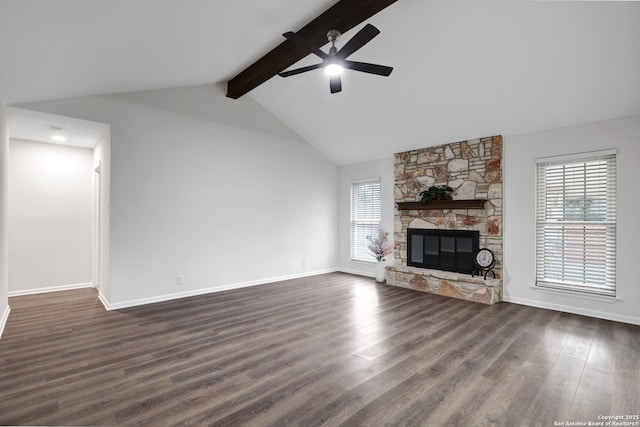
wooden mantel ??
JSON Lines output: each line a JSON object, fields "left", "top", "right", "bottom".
{"left": 396, "top": 199, "right": 487, "bottom": 210}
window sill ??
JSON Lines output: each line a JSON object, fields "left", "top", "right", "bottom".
{"left": 350, "top": 258, "right": 376, "bottom": 265}
{"left": 532, "top": 285, "right": 619, "bottom": 304}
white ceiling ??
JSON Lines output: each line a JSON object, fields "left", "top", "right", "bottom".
{"left": 1, "top": 0, "right": 639, "bottom": 164}
{"left": 5, "top": 107, "right": 109, "bottom": 148}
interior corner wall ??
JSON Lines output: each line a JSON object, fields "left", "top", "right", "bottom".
{"left": 8, "top": 139, "right": 93, "bottom": 294}
{"left": 93, "top": 130, "right": 111, "bottom": 303}
{"left": 503, "top": 114, "right": 640, "bottom": 325}
{"left": 17, "top": 84, "right": 338, "bottom": 306}
{"left": 338, "top": 157, "right": 395, "bottom": 277}
{"left": 0, "top": 106, "right": 10, "bottom": 337}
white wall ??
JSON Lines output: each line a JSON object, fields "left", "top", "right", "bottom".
{"left": 338, "top": 157, "right": 395, "bottom": 277}
{"left": 8, "top": 139, "right": 93, "bottom": 294}
{"left": 19, "top": 84, "right": 338, "bottom": 307}
{"left": 0, "top": 106, "right": 9, "bottom": 337}
{"left": 504, "top": 114, "right": 640, "bottom": 325}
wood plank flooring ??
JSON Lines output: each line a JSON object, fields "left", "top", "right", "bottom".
{"left": 1, "top": 272, "right": 638, "bottom": 426}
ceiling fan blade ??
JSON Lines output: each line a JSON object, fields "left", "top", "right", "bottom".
{"left": 343, "top": 60, "right": 393, "bottom": 76}
{"left": 330, "top": 75, "right": 342, "bottom": 93}
{"left": 335, "top": 24, "right": 381, "bottom": 60}
{"left": 283, "top": 32, "right": 329, "bottom": 60}
{"left": 278, "top": 63, "right": 324, "bottom": 77}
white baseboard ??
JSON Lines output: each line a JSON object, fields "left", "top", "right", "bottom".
{"left": 0, "top": 305, "right": 11, "bottom": 339}
{"left": 98, "top": 291, "right": 110, "bottom": 311}
{"left": 101, "top": 269, "right": 338, "bottom": 311}
{"left": 503, "top": 295, "right": 640, "bottom": 326}
{"left": 8, "top": 282, "right": 94, "bottom": 297}
{"left": 338, "top": 268, "right": 375, "bottom": 278}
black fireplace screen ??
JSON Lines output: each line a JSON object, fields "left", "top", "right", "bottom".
{"left": 407, "top": 228, "right": 479, "bottom": 274}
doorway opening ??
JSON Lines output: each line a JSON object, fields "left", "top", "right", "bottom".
{"left": 4, "top": 107, "right": 110, "bottom": 302}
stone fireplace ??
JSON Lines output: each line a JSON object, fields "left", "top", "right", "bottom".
{"left": 386, "top": 136, "right": 503, "bottom": 304}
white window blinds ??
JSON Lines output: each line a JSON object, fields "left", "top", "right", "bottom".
{"left": 351, "top": 179, "right": 381, "bottom": 262}
{"left": 535, "top": 151, "right": 617, "bottom": 296}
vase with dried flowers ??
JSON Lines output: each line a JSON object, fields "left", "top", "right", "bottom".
{"left": 367, "top": 228, "right": 394, "bottom": 283}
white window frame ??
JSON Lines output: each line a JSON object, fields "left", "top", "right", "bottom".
{"left": 535, "top": 149, "right": 617, "bottom": 297}
{"left": 350, "top": 178, "right": 381, "bottom": 263}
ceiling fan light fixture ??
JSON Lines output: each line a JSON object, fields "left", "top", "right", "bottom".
{"left": 278, "top": 24, "right": 392, "bottom": 94}
{"left": 324, "top": 62, "right": 343, "bottom": 76}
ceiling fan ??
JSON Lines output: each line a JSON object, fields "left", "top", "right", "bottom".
{"left": 278, "top": 23, "right": 393, "bottom": 94}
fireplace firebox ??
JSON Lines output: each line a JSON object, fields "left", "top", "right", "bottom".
{"left": 407, "top": 228, "right": 479, "bottom": 274}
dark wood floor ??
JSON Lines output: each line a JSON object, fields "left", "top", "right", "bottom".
{"left": 1, "top": 273, "right": 638, "bottom": 426}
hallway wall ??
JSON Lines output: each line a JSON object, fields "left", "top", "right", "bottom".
{"left": 9, "top": 139, "right": 93, "bottom": 294}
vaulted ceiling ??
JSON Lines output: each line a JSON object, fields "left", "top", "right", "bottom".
{"left": 1, "top": 0, "right": 639, "bottom": 165}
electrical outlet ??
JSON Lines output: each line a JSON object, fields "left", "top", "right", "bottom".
{"left": 176, "top": 275, "right": 184, "bottom": 286}
{"left": 302, "top": 260, "right": 307, "bottom": 268}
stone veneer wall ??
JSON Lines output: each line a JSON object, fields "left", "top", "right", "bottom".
{"left": 387, "top": 135, "right": 503, "bottom": 304}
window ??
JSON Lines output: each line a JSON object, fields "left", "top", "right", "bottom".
{"left": 351, "top": 179, "right": 381, "bottom": 262}
{"left": 536, "top": 150, "right": 617, "bottom": 296}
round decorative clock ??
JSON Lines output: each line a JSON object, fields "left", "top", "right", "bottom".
{"left": 474, "top": 248, "right": 496, "bottom": 279}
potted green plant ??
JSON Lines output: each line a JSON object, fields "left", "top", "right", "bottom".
{"left": 419, "top": 185, "right": 454, "bottom": 202}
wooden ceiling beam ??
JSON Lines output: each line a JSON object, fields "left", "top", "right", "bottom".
{"left": 226, "top": 0, "right": 397, "bottom": 99}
